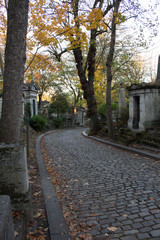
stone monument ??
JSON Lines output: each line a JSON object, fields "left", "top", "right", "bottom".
{"left": 118, "top": 83, "right": 127, "bottom": 119}
{"left": 156, "top": 55, "right": 160, "bottom": 83}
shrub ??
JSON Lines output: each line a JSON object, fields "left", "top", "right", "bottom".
{"left": 52, "top": 117, "right": 63, "bottom": 128}
{"left": 30, "top": 115, "right": 46, "bottom": 131}
{"left": 98, "top": 102, "right": 118, "bottom": 113}
{"left": 48, "top": 91, "right": 70, "bottom": 116}
{"left": 97, "top": 102, "right": 106, "bottom": 117}
{"left": 111, "top": 102, "right": 118, "bottom": 111}
{"left": 97, "top": 102, "right": 118, "bottom": 120}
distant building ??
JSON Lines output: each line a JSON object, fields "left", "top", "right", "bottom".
{"left": 0, "top": 80, "right": 39, "bottom": 118}
{"left": 22, "top": 80, "right": 39, "bottom": 117}
{"left": 75, "top": 106, "right": 86, "bottom": 126}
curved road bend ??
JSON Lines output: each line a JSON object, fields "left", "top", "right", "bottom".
{"left": 44, "top": 128, "right": 160, "bottom": 240}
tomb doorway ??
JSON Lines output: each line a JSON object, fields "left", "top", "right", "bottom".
{"left": 133, "top": 96, "right": 140, "bottom": 129}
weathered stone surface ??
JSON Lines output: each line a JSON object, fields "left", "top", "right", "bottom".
{"left": 0, "top": 195, "right": 15, "bottom": 240}
{"left": 0, "top": 143, "right": 32, "bottom": 219}
{"left": 119, "top": 86, "right": 127, "bottom": 119}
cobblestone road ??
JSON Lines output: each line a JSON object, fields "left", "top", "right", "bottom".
{"left": 44, "top": 128, "right": 160, "bottom": 240}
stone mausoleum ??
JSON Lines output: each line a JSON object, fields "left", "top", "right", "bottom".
{"left": 22, "top": 79, "right": 38, "bottom": 117}
{"left": 128, "top": 55, "right": 160, "bottom": 131}
{"left": 128, "top": 83, "right": 160, "bottom": 131}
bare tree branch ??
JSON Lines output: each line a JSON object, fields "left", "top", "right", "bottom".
{"left": 25, "top": 46, "right": 41, "bottom": 72}
{"left": 113, "top": 53, "right": 134, "bottom": 74}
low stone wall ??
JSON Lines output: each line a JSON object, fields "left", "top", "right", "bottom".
{"left": 0, "top": 143, "right": 32, "bottom": 219}
{"left": 0, "top": 195, "right": 15, "bottom": 240}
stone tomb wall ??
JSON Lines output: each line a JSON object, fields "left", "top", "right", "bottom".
{"left": 128, "top": 87, "right": 160, "bottom": 131}
{"left": 22, "top": 91, "right": 38, "bottom": 117}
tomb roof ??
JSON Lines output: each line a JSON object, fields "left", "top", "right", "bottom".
{"left": 127, "top": 82, "right": 160, "bottom": 91}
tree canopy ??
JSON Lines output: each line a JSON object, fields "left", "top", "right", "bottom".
{"left": 48, "top": 91, "right": 70, "bottom": 116}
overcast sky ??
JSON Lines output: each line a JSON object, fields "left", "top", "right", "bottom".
{"left": 138, "top": 0, "right": 160, "bottom": 76}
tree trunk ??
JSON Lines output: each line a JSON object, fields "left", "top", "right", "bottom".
{"left": 106, "top": 0, "right": 121, "bottom": 138}
{"left": 106, "top": 74, "right": 113, "bottom": 137}
{"left": 38, "top": 92, "right": 43, "bottom": 112}
{"left": 73, "top": 48, "right": 100, "bottom": 132}
{"left": 71, "top": 0, "right": 100, "bottom": 133}
{"left": 0, "top": 0, "right": 29, "bottom": 143}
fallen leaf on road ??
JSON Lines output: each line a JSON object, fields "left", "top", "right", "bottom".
{"left": 74, "top": 179, "right": 79, "bottom": 182}
{"left": 34, "top": 212, "right": 42, "bottom": 218}
{"left": 105, "top": 233, "right": 109, "bottom": 236}
{"left": 78, "top": 233, "right": 92, "bottom": 239}
{"left": 37, "top": 235, "right": 46, "bottom": 240}
{"left": 12, "top": 211, "right": 21, "bottom": 219}
{"left": 14, "top": 231, "right": 18, "bottom": 237}
{"left": 33, "top": 191, "right": 41, "bottom": 197}
{"left": 64, "top": 211, "right": 71, "bottom": 218}
{"left": 107, "top": 226, "right": 117, "bottom": 232}
{"left": 46, "top": 195, "right": 52, "bottom": 199}
{"left": 90, "top": 213, "right": 98, "bottom": 217}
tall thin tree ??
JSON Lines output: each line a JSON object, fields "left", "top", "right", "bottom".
{"left": 106, "top": 0, "right": 121, "bottom": 138}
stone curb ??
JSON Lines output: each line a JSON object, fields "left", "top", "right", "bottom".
{"left": 36, "top": 132, "right": 71, "bottom": 240}
{"left": 82, "top": 131, "right": 160, "bottom": 161}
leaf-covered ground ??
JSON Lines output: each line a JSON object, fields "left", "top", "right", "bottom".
{"left": 13, "top": 127, "right": 50, "bottom": 240}
{"left": 41, "top": 135, "right": 95, "bottom": 240}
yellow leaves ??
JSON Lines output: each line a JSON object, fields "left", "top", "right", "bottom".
{"left": 26, "top": 53, "right": 56, "bottom": 74}
{"left": 0, "top": 79, "right": 3, "bottom": 93}
{"left": 0, "top": 6, "right": 7, "bottom": 46}
{"left": 55, "top": 4, "right": 69, "bottom": 26}
{"left": 94, "top": 66, "right": 106, "bottom": 104}
{"left": 86, "top": 8, "right": 104, "bottom": 30}
{"left": 113, "top": 12, "right": 126, "bottom": 25}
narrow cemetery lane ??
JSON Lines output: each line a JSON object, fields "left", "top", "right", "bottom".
{"left": 43, "top": 128, "right": 160, "bottom": 240}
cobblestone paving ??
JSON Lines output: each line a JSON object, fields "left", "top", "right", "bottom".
{"left": 44, "top": 129, "right": 160, "bottom": 240}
